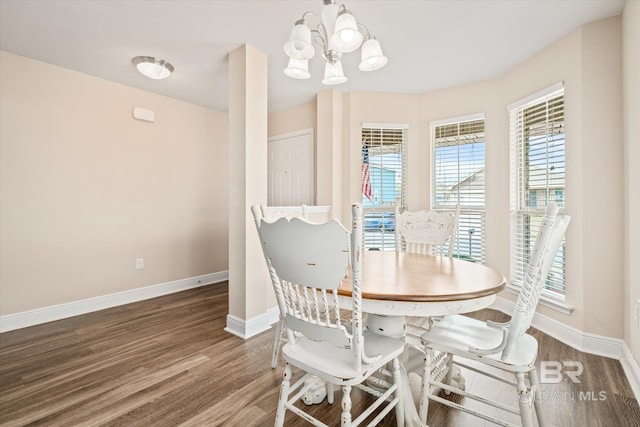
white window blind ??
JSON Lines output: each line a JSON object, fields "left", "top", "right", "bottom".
{"left": 432, "top": 117, "right": 486, "bottom": 263}
{"left": 510, "top": 85, "right": 566, "bottom": 300}
{"left": 361, "top": 126, "right": 407, "bottom": 251}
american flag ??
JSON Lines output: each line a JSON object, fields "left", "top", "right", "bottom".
{"left": 361, "top": 139, "right": 372, "bottom": 200}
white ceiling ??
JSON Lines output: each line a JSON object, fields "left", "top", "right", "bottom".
{"left": 0, "top": 0, "right": 624, "bottom": 113}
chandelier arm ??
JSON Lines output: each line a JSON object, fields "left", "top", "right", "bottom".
{"left": 311, "top": 30, "right": 328, "bottom": 52}
{"left": 314, "top": 22, "right": 329, "bottom": 46}
{"left": 301, "top": 11, "right": 321, "bottom": 23}
{"left": 357, "top": 22, "right": 372, "bottom": 38}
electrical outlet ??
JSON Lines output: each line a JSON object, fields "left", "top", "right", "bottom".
{"left": 136, "top": 258, "right": 144, "bottom": 270}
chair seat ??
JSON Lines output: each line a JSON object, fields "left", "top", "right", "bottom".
{"left": 282, "top": 330, "right": 405, "bottom": 386}
{"left": 421, "top": 314, "right": 539, "bottom": 372}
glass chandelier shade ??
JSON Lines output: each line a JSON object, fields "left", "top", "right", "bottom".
{"left": 283, "top": 0, "right": 386, "bottom": 85}
{"left": 359, "top": 37, "right": 388, "bottom": 71}
{"left": 283, "top": 21, "right": 315, "bottom": 60}
{"left": 330, "top": 10, "right": 363, "bottom": 53}
{"left": 284, "top": 58, "right": 311, "bottom": 79}
{"left": 322, "top": 61, "right": 347, "bottom": 85}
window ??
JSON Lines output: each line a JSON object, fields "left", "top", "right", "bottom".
{"left": 361, "top": 125, "right": 407, "bottom": 251}
{"left": 432, "top": 116, "right": 486, "bottom": 263}
{"left": 509, "top": 83, "right": 566, "bottom": 300}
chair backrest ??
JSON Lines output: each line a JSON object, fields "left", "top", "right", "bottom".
{"left": 252, "top": 203, "right": 367, "bottom": 369}
{"left": 257, "top": 205, "right": 332, "bottom": 225}
{"left": 502, "top": 202, "right": 571, "bottom": 359}
{"left": 394, "top": 204, "right": 459, "bottom": 256}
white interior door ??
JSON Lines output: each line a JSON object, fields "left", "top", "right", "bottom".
{"left": 268, "top": 129, "right": 314, "bottom": 206}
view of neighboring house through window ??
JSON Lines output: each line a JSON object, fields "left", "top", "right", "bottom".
{"left": 509, "top": 83, "right": 566, "bottom": 300}
{"left": 431, "top": 116, "right": 486, "bottom": 263}
{"left": 361, "top": 125, "right": 407, "bottom": 251}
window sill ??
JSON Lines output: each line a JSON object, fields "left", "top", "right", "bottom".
{"left": 505, "top": 284, "right": 574, "bottom": 315}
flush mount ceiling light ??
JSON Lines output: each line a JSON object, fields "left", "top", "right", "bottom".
{"left": 132, "top": 56, "right": 174, "bottom": 80}
{"left": 283, "top": 0, "right": 387, "bottom": 85}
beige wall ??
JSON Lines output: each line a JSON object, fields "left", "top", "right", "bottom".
{"left": 316, "top": 90, "right": 345, "bottom": 214}
{"left": 0, "top": 51, "right": 229, "bottom": 316}
{"left": 579, "top": 17, "right": 624, "bottom": 337}
{"left": 623, "top": 0, "right": 640, "bottom": 363}
{"left": 268, "top": 101, "right": 316, "bottom": 138}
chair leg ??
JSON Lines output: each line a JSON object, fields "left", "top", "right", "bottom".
{"left": 271, "top": 319, "right": 283, "bottom": 369}
{"left": 275, "top": 364, "right": 291, "bottom": 427}
{"left": 418, "top": 347, "right": 434, "bottom": 424}
{"left": 341, "top": 385, "right": 352, "bottom": 427}
{"left": 516, "top": 371, "right": 534, "bottom": 427}
{"left": 442, "top": 352, "right": 454, "bottom": 395}
{"left": 326, "top": 383, "right": 335, "bottom": 404}
{"left": 529, "top": 367, "right": 546, "bottom": 427}
{"left": 392, "top": 358, "right": 404, "bottom": 427}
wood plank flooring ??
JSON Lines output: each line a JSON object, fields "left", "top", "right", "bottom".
{"left": 0, "top": 283, "right": 638, "bottom": 426}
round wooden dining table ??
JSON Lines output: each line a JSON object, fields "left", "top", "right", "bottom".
{"left": 338, "top": 250, "right": 506, "bottom": 317}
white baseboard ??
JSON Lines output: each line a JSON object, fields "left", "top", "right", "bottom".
{"left": 225, "top": 306, "right": 279, "bottom": 339}
{"left": 621, "top": 343, "right": 640, "bottom": 401}
{"left": 492, "top": 296, "right": 640, "bottom": 401}
{"left": 0, "top": 271, "right": 229, "bottom": 333}
{"left": 491, "top": 296, "right": 624, "bottom": 359}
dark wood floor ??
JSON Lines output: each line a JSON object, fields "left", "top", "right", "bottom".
{"left": 0, "top": 283, "right": 638, "bottom": 426}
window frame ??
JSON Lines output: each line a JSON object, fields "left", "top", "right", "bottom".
{"left": 361, "top": 123, "right": 408, "bottom": 251}
{"left": 509, "top": 82, "right": 568, "bottom": 303}
{"left": 431, "top": 114, "right": 486, "bottom": 263}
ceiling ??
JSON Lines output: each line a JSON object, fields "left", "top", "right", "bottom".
{"left": 0, "top": 0, "right": 624, "bottom": 113}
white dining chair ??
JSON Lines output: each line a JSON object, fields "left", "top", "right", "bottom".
{"left": 418, "top": 202, "right": 570, "bottom": 427}
{"left": 254, "top": 203, "right": 405, "bottom": 427}
{"left": 394, "top": 204, "right": 459, "bottom": 257}
{"left": 252, "top": 205, "right": 331, "bottom": 369}
{"left": 393, "top": 204, "right": 460, "bottom": 341}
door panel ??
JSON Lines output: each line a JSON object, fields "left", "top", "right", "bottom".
{"left": 268, "top": 130, "right": 313, "bottom": 206}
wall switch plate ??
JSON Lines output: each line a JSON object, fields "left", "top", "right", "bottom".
{"left": 136, "top": 258, "right": 144, "bottom": 270}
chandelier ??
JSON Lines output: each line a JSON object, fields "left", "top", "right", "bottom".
{"left": 283, "top": 0, "right": 388, "bottom": 85}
